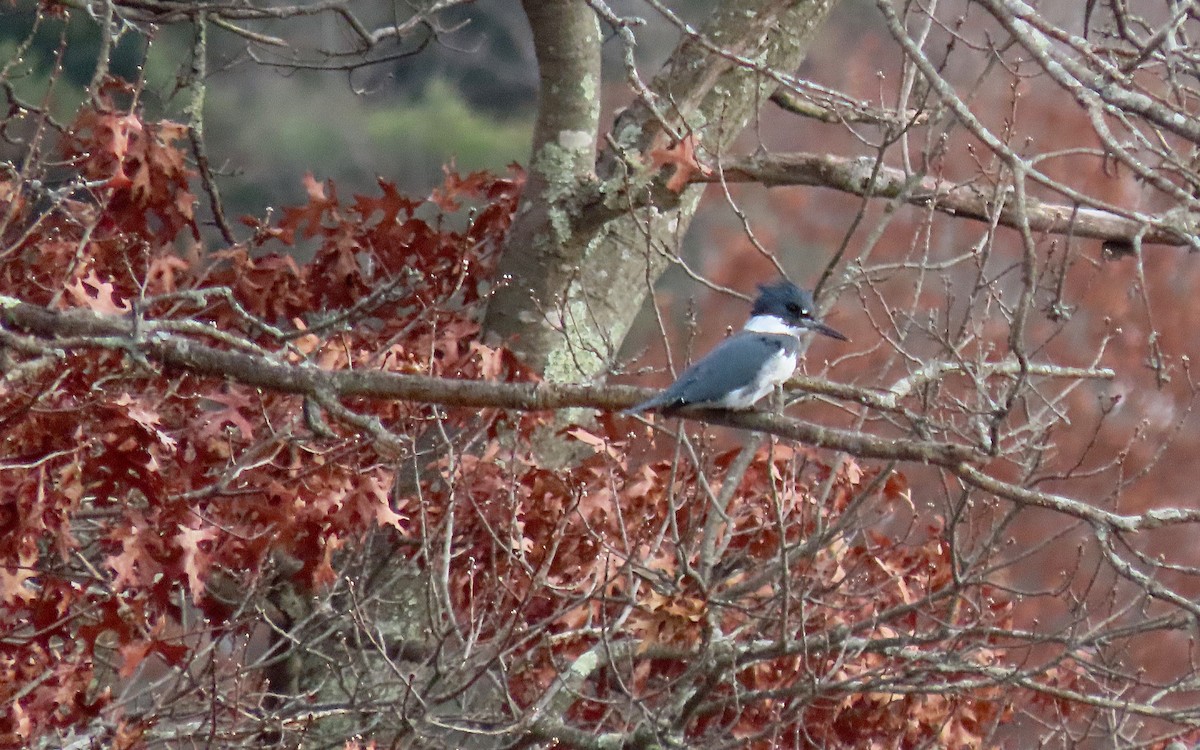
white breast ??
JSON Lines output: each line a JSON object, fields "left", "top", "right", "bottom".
{"left": 714, "top": 348, "right": 798, "bottom": 409}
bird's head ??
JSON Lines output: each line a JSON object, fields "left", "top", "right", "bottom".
{"left": 746, "top": 280, "right": 848, "bottom": 341}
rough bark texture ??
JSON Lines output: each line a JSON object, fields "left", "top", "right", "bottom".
{"left": 484, "top": 0, "right": 844, "bottom": 383}
{"left": 482, "top": 0, "right": 603, "bottom": 377}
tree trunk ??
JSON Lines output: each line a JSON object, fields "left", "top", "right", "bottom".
{"left": 483, "top": 0, "right": 844, "bottom": 383}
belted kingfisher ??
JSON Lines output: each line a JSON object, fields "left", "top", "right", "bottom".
{"left": 626, "top": 280, "right": 847, "bottom": 414}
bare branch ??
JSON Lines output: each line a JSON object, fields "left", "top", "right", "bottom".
{"left": 770, "top": 87, "right": 929, "bottom": 127}
{"left": 0, "top": 297, "right": 979, "bottom": 466}
{"left": 703, "top": 151, "right": 1195, "bottom": 248}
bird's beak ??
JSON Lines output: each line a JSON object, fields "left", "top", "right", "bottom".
{"left": 806, "top": 319, "right": 849, "bottom": 341}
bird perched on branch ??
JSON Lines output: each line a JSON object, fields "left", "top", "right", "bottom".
{"left": 626, "top": 280, "right": 847, "bottom": 414}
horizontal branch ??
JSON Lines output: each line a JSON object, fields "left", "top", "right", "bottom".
{"left": 7, "top": 297, "right": 1200, "bottom": 534}
{"left": 0, "top": 298, "right": 978, "bottom": 466}
{"left": 703, "top": 152, "right": 1192, "bottom": 247}
{"left": 787, "top": 359, "right": 1114, "bottom": 416}
{"left": 882, "top": 359, "right": 1114, "bottom": 408}
{"left": 952, "top": 463, "right": 1200, "bottom": 533}
{"left": 769, "top": 88, "right": 929, "bottom": 127}
{"left": 60, "top": 0, "right": 362, "bottom": 23}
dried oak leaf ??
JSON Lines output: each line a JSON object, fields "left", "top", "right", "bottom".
{"left": 649, "top": 134, "right": 712, "bottom": 193}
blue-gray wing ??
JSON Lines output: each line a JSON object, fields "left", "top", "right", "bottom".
{"left": 628, "top": 334, "right": 790, "bottom": 412}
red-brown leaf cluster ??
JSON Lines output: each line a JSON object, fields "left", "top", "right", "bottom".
{"left": 65, "top": 82, "right": 199, "bottom": 244}
{"left": 425, "top": 432, "right": 1015, "bottom": 746}
{"left": 0, "top": 102, "right": 529, "bottom": 746}
{"left": 0, "top": 101, "right": 1020, "bottom": 748}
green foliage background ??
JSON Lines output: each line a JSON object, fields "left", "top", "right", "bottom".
{"left": 0, "top": 1, "right": 536, "bottom": 219}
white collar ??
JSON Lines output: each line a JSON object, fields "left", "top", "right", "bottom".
{"left": 742, "top": 315, "right": 801, "bottom": 336}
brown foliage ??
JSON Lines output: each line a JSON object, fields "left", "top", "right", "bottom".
{"left": 0, "top": 102, "right": 1023, "bottom": 748}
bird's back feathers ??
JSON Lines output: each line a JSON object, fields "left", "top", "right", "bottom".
{"left": 625, "top": 332, "right": 799, "bottom": 413}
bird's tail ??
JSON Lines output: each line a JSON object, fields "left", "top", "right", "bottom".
{"left": 621, "top": 393, "right": 673, "bottom": 415}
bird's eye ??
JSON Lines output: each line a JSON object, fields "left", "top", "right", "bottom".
{"left": 786, "top": 302, "right": 802, "bottom": 314}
